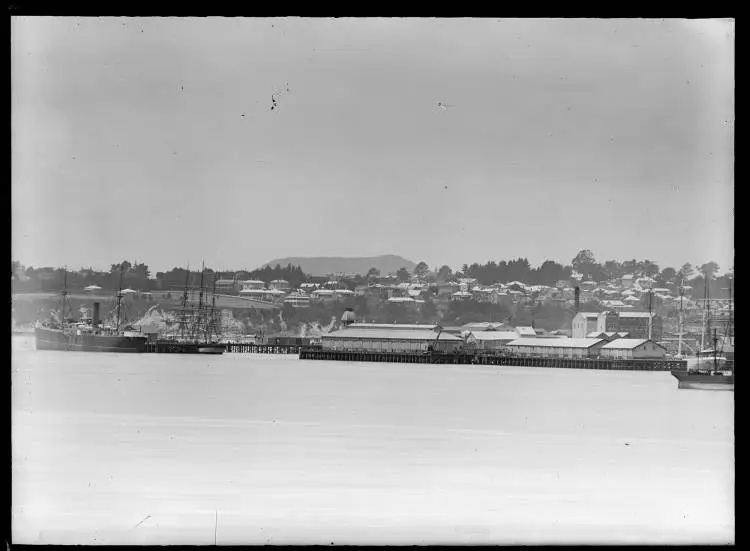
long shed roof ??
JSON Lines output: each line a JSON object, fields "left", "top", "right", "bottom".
{"left": 323, "top": 328, "right": 462, "bottom": 341}
{"left": 506, "top": 338, "right": 605, "bottom": 349}
{"left": 600, "top": 339, "right": 666, "bottom": 350}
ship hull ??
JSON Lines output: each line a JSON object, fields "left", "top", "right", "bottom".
{"left": 34, "top": 326, "right": 147, "bottom": 353}
{"left": 670, "top": 369, "right": 734, "bottom": 391}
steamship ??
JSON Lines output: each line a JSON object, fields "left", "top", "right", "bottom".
{"left": 34, "top": 272, "right": 147, "bottom": 353}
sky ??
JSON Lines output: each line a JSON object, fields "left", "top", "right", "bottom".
{"left": 12, "top": 17, "right": 734, "bottom": 275}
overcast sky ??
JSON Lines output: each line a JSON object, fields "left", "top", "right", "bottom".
{"left": 12, "top": 17, "right": 734, "bottom": 275}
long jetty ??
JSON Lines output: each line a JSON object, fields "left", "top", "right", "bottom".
{"left": 298, "top": 347, "right": 688, "bottom": 371}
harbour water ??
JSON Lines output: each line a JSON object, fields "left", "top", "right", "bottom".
{"left": 11, "top": 335, "right": 734, "bottom": 544}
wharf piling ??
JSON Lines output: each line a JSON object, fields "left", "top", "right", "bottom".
{"left": 298, "top": 347, "right": 687, "bottom": 371}
{"left": 224, "top": 343, "right": 301, "bottom": 354}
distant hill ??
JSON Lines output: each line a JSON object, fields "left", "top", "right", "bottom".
{"left": 262, "top": 255, "right": 417, "bottom": 277}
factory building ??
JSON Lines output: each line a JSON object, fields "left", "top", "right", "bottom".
{"left": 597, "top": 311, "right": 662, "bottom": 341}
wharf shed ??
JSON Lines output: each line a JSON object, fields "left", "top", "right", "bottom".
{"left": 467, "top": 331, "right": 521, "bottom": 351}
{"left": 504, "top": 337, "right": 606, "bottom": 358}
{"left": 599, "top": 339, "right": 666, "bottom": 360}
{"left": 321, "top": 323, "right": 464, "bottom": 353}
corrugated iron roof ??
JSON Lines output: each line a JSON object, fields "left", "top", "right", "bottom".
{"left": 618, "top": 312, "right": 656, "bottom": 318}
{"left": 601, "top": 339, "right": 663, "bottom": 350}
{"left": 323, "top": 328, "right": 462, "bottom": 341}
{"left": 348, "top": 323, "right": 439, "bottom": 330}
{"left": 507, "top": 338, "right": 604, "bottom": 348}
{"left": 471, "top": 331, "right": 520, "bottom": 341}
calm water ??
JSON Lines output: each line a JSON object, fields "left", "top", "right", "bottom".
{"left": 12, "top": 335, "right": 734, "bottom": 545}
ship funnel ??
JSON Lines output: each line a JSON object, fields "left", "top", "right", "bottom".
{"left": 574, "top": 286, "right": 580, "bottom": 312}
{"left": 93, "top": 302, "right": 100, "bottom": 327}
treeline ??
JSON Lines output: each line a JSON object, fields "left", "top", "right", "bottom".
{"left": 454, "top": 249, "right": 732, "bottom": 293}
{"left": 10, "top": 260, "right": 310, "bottom": 293}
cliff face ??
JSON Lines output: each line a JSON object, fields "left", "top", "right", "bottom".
{"left": 262, "top": 255, "right": 417, "bottom": 277}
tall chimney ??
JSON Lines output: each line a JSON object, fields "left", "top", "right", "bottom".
{"left": 92, "top": 302, "right": 100, "bottom": 328}
{"left": 574, "top": 286, "right": 580, "bottom": 312}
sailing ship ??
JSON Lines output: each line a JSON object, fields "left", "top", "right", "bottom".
{"left": 156, "top": 264, "right": 225, "bottom": 354}
{"left": 670, "top": 275, "right": 734, "bottom": 390}
{"left": 34, "top": 270, "right": 148, "bottom": 353}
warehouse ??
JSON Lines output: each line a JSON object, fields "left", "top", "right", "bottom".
{"left": 467, "top": 331, "right": 521, "bottom": 351}
{"left": 504, "top": 337, "right": 606, "bottom": 358}
{"left": 599, "top": 339, "right": 667, "bottom": 360}
{"left": 321, "top": 323, "right": 464, "bottom": 353}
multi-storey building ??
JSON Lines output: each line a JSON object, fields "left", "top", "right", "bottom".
{"left": 572, "top": 312, "right": 600, "bottom": 338}
{"left": 597, "top": 311, "right": 662, "bottom": 340}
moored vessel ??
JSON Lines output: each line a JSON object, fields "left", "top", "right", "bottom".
{"left": 670, "top": 275, "right": 734, "bottom": 390}
{"left": 34, "top": 270, "right": 147, "bottom": 353}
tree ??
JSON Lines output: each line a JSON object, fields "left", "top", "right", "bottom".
{"left": 366, "top": 267, "right": 380, "bottom": 280}
{"left": 602, "top": 260, "right": 622, "bottom": 279}
{"left": 659, "top": 267, "right": 677, "bottom": 284}
{"left": 571, "top": 249, "right": 604, "bottom": 281}
{"left": 110, "top": 260, "right": 132, "bottom": 273}
{"left": 436, "top": 265, "right": 453, "bottom": 282}
{"left": 677, "top": 263, "right": 694, "bottom": 281}
{"left": 641, "top": 260, "right": 660, "bottom": 278}
{"left": 413, "top": 261, "right": 429, "bottom": 278}
{"left": 396, "top": 267, "right": 411, "bottom": 282}
{"left": 699, "top": 261, "right": 720, "bottom": 280}
{"left": 572, "top": 249, "right": 596, "bottom": 270}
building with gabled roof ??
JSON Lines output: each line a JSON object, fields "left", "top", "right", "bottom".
{"left": 599, "top": 339, "right": 666, "bottom": 359}
{"left": 504, "top": 337, "right": 606, "bottom": 358}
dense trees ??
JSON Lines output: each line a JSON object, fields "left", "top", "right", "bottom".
{"left": 396, "top": 267, "right": 411, "bottom": 282}
{"left": 413, "top": 261, "right": 429, "bottom": 278}
{"left": 461, "top": 258, "right": 571, "bottom": 286}
{"left": 436, "top": 265, "right": 453, "bottom": 282}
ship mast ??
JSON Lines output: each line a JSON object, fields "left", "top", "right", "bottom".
{"left": 194, "top": 262, "right": 205, "bottom": 342}
{"left": 208, "top": 273, "right": 218, "bottom": 342}
{"left": 179, "top": 265, "right": 191, "bottom": 341}
{"left": 700, "top": 270, "right": 710, "bottom": 354}
{"left": 647, "top": 287, "right": 653, "bottom": 340}
{"left": 677, "top": 280, "right": 684, "bottom": 358}
{"left": 712, "top": 328, "right": 718, "bottom": 372}
{"left": 59, "top": 267, "right": 70, "bottom": 326}
{"left": 115, "top": 269, "right": 124, "bottom": 333}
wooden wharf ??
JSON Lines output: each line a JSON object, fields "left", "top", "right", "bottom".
{"left": 298, "top": 347, "right": 687, "bottom": 371}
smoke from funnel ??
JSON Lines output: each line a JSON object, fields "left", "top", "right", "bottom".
{"left": 93, "top": 302, "right": 100, "bottom": 328}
